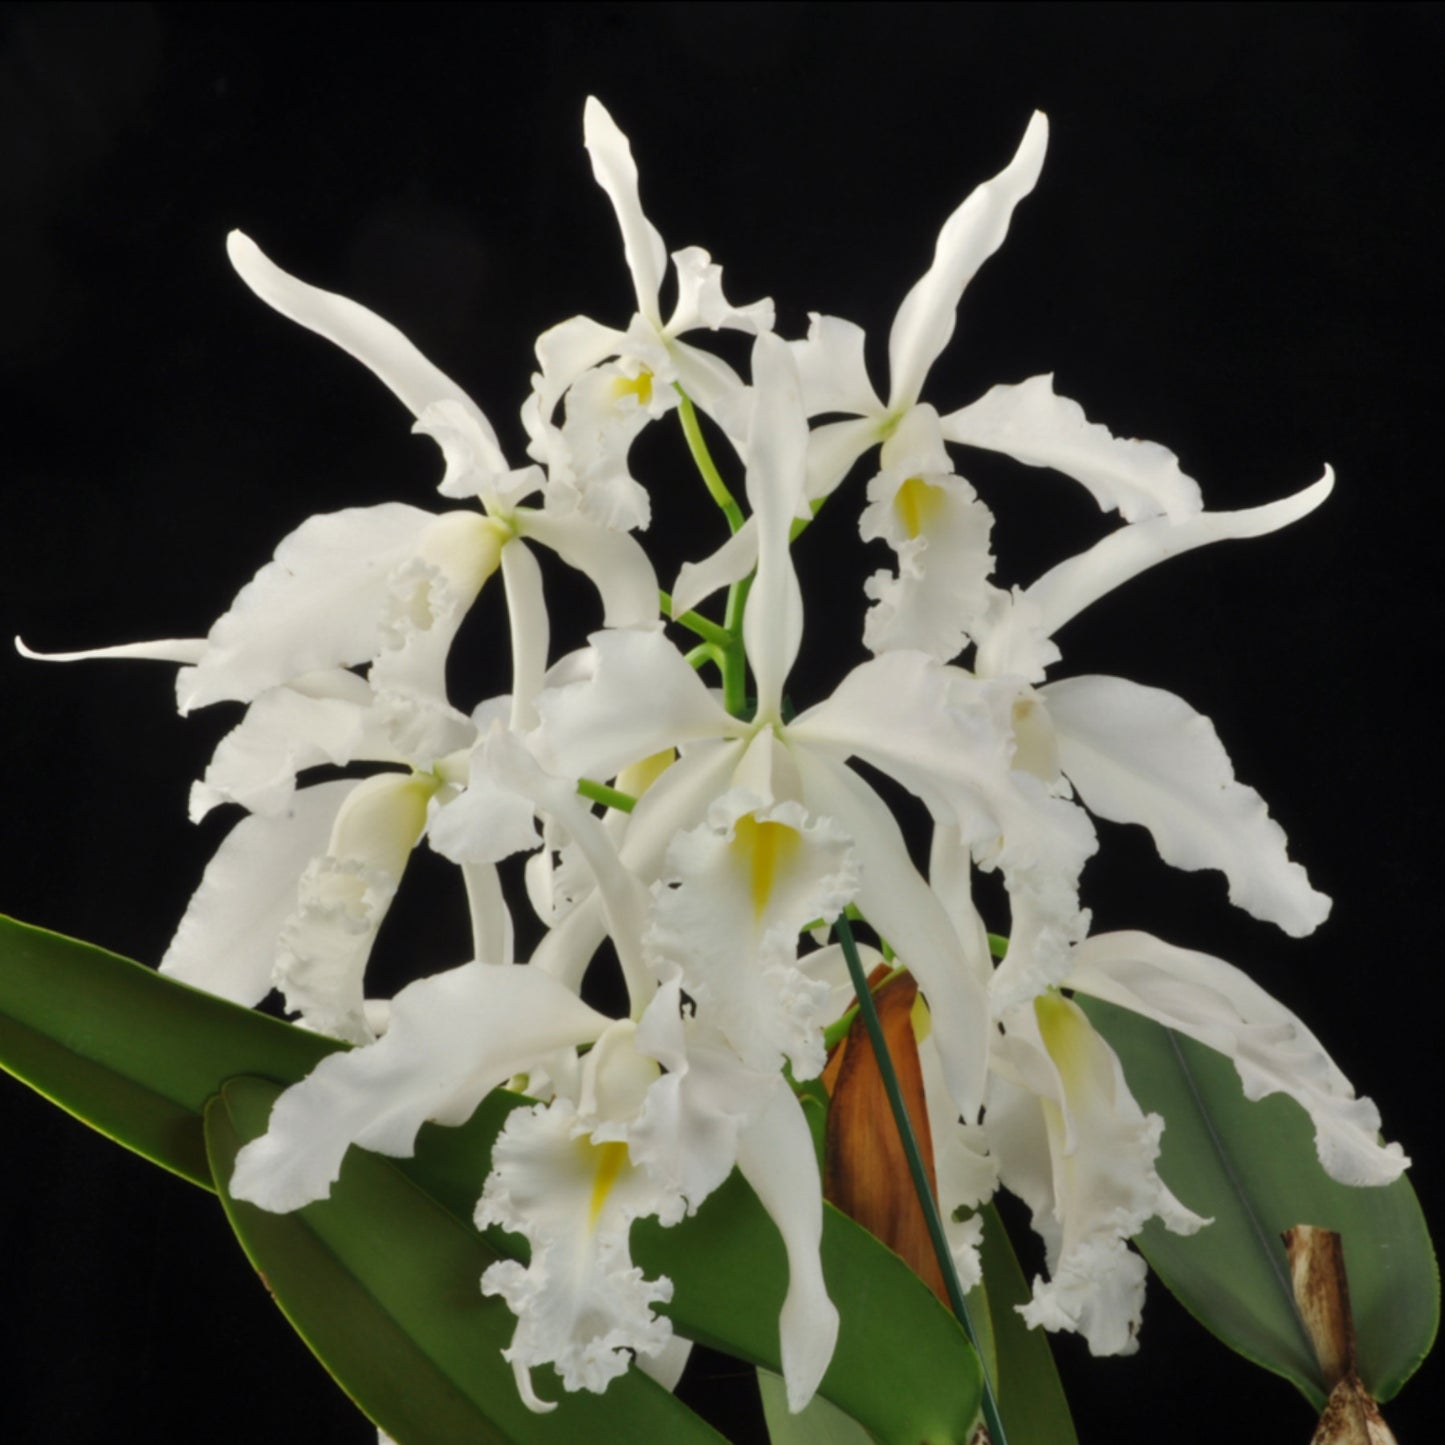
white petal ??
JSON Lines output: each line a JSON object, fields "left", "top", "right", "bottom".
{"left": 990, "top": 994, "right": 1206, "bottom": 1357}
{"left": 583, "top": 97, "right": 668, "bottom": 325}
{"left": 477, "top": 1094, "right": 675, "bottom": 1402}
{"left": 1045, "top": 675, "right": 1330, "bottom": 935}
{"left": 541, "top": 358, "right": 659, "bottom": 532}
{"left": 969, "top": 586, "right": 1061, "bottom": 684}
{"left": 645, "top": 791, "right": 858, "bottom": 1078}
{"left": 942, "top": 374, "right": 1202, "bottom": 522}
{"left": 792, "top": 745, "right": 992, "bottom": 1121}
{"left": 668, "top": 245, "right": 774, "bottom": 337}
{"left": 533, "top": 628, "right": 737, "bottom": 784}
{"left": 227, "top": 231, "right": 499, "bottom": 438}
{"left": 789, "top": 313, "right": 883, "bottom": 418}
{"left": 529, "top": 741, "right": 746, "bottom": 994}
{"left": 792, "top": 656, "right": 1095, "bottom": 995}
{"left": 368, "top": 510, "right": 509, "bottom": 704}
{"left": 275, "top": 771, "right": 436, "bottom": 1043}
{"left": 1024, "top": 468, "right": 1335, "bottom": 645}
{"left": 804, "top": 415, "right": 887, "bottom": 504}
{"left": 230, "top": 961, "right": 611, "bottom": 1212}
{"left": 532, "top": 314, "right": 628, "bottom": 416}
{"left": 671, "top": 520, "right": 759, "bottom": 619}
{"left": 631, "top": 976, "right": 775, "bottom": 1209}
{"left": 918, "top": 1031, "right": 998, "bottom": 1290}
{"left": 517, "top": 508, "right": 660, "bottom": 628}
{"left": 160, "top": 778, "right": 361, "bottom": 1006}
{"left": 735, "top": 1075, "right": 839, "bottom": 1412}
{"left": 461, "top": 860, "right": 514, "bottom": 965}
{"left": 500, "top": 539, "right": 549, "bottom": 731}
{"left": 177, "top": 503, "right": 435, "bottom": 710}
{"left": 484, "top": 727, "right": 655, "bottom": 1016}
{"left": 1067, "top": 931, "right": 1409, "bottom": 1186}
{"left": 189, "top": 669, "right": 401, "bottom": 822}
{"left": 928, "top": 823, "right": 994, "bottom": 974}
{"left": 860, "top": 418, "right": 998, "bottom": 661}
{"left": 413, "top": 398, "right": 538, "bottom": 504}
{"left": 15, "top": 635, "right": 206, "bottom": 665}
{"left": 670, "top": 338, "right": 754, "bottom": 443}
{"left": 427, "top": 729, "right": 543, "bottom": 867}
{"left": 887, "top": 112, "right": 1048, "bottom": 409}
{"left": 743, "top": 333, "right": 809, "bottom": 722}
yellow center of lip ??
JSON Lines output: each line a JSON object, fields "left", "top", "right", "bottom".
{"left": 894, "top": 476, "right": 946, "bottom": 540}
{"left": 611, "top": 369, "right": 654, "bottom": 406}
{"left": 731, "top": 814, "right": 802, "bottom": 919}
{"left": 588, "top": 1140, "right": 630, "bottom": 1227}
{"left": 1034, "top": 991, "right": 1088, "bottom": 1092}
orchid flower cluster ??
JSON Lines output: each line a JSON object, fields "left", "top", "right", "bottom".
{"left": 24, "top": 99, "right": 1408, "bottom": 1420}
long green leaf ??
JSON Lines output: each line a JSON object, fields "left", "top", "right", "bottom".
{"left": 1, "top": 915, "right": 982, "bottom": 1441}
{"left": 1082, "top": 997, "right": 1438, "bottom": 1406}
{"left": 758, "top": 1366, "right": 876, "bottom": 1445}
{"left": 0, "top": 914, "right": 337, "bottom": 1186}
{"left": 975, "top": 1203, "right": 1077, "bottom": 1445}
{"left": 207, "top": 1078, "right": 727, "bottom": 1445}
{"left": 642, "top": 1175, "right": 982, "bottom": 1444}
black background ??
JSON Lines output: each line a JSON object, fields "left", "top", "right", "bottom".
{"left": 1, "top": 4, "right": 1440, "bottom": 1442}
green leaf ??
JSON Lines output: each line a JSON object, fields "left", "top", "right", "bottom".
{"left": 634, "top": 1175, "right": 983, "bottom": 1445}
{"left": 1, "top": 916, "right": 982, "bottom": 1441}
{"left": 975, "top": 1202, "right": 1077, "bottom": 1445}
{"left": 758, "top": 1366, "right": 876, "bottom": 1445}
{"left": 0, "top": 914, "right": 337, "bottom": 1187}
{"left": 1082, "top": 997, "right": 1438, "bottom": 1407}
{"left": 206, "top": 1078, "right": 727, "bottom": 1445}
{"left": 961, "top": 1253, "right": 998, "bottom": 1399}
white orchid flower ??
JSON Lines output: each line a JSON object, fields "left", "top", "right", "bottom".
{"left": 225, "top": 232, "right": 660, "bottom": 727}
{"left": 970, "top": 471, "right": 1336, "bottom": 938}
{"left": 229, "top": 963, "right": 690, "bottom": 1411}
{"left": 463, "top": 336, "right": 1087, "bottom": 1128}
{"left": 230, "top": 919, "right": 837, "bottom": 1413}
{"left": 161, "top": 665, "right": 513, "bottom": 1042}
{"left": 985, "top": 988, "right": 1208, "bottom": 1356}
{"left": 671, "top": 109, "right": 1204, "bottom": 629}
{"left": 523, "top": 96, "right": 774, "bottom": 533}
{"left": 979, "top": 929, "right": 1407, "bottom": 1355}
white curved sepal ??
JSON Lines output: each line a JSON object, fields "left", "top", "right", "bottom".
{"left": 230, "top": 962, "right": 612, "bottom": 1212}
{"left": 1067, "top": 931, "right": 1409, "bottom": 1187}
{"left": 1044, "top": 675, "right": 1330, "bottom": 936}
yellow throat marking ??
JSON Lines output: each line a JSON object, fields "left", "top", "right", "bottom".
{"left": 894, "top": 476, "right": 946, "bottom": 540}
{"left": 588, "top": 1140, "right": 630, "bottom": 1228}
{"left": 611, "top": 369, "right": 654, "bottom": 406}
{"left": 732, "top": 814, "right": 802, "bottom": 919}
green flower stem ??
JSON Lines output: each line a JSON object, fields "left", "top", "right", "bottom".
{"left": 684, "top": 642, "right": 725, "bottom": 674}
{"left": 660, "top": 592, "right": 734, "bottom": 652}
{"left": 721, "top": 570, "right": 755, "bottom": 718}
{"left": 576, "top": 778, "right": 638, "bottom": 814}
{"left": 987, "top": 932, "right": 1010, "bottom": 960}
{"left": 674, "top": 386, "right": 745, "bottom": 533}
{"left": 832, "top": 913, "right": 1008, "bottom": 1445}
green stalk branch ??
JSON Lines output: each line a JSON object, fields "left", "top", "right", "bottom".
{"left": 674, "top": 386, "right": 745, "bottom": 533}
{"left": 684, "top": 642, "right": 725, "bottom": 674}
{"left": 576, "top": 779, "right": 638, "bottom": 814}
{"left": 721, "top": 571, "right": 755, "bottom": 718}
{"left": 832, "top": 913, "right": 1008, "bottom": 1445}
{"left": 660, "top": 592, "right": 733, "bottom": 651}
